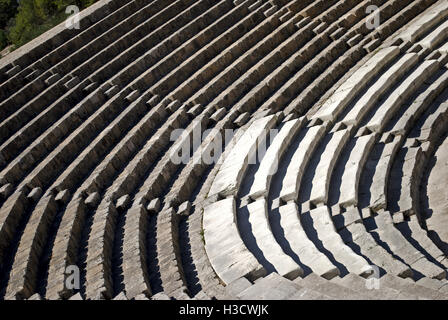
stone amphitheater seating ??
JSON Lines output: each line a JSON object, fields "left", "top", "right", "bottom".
{"left": 0, "top": 0, "right": 448, "bottom": 300}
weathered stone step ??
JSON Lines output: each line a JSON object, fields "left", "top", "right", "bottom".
{"left": 208, "top": 115, "right": 277, "bottom": 198}
{"left": 310, "top": 46, "right": 400, "bottom": 122}
{"left": 370, "top": 212, "right": 446, "bottom": 279}
{"left": 330, "top": 273, "right": 418, "bottom": 299}
{"left": 365, "top": 59, "right": 440, "bottom": 133}
{"left": 275, "top": 203, "right": 339, "bottom": 279}
{"left": 342, "top": 53, "right": 419, "bottom": 127}
{"left": 248, "top": 118, "right": 305, "bottom": 200}
{"left": 278, "top": 124, "right": 326, "bottom": 203}
{"left": 303, "top": 206, "right": 371, "bottom": 276}
{"left": 203, "top": 197, "right": 266, "bottom": 285}
{"left": 396, "top": 0, "right": 448, "bottom": 43}
{"left": 242, "top": 199, "right": 303, "bottom": 279}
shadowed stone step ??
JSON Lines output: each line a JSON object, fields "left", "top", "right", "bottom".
{"left": 390, "top": 69, "right": 448, "bottom": 136}
{"left": 336, "top": 134, "right": 376, "bottom": 208}
{"left": 279, "top": 124, "right": 326, "bottom": 203}
{"left": 276, "top": 203, "right": 339, "bottom": 279}
{"left": 203, "top": 197, "right": 266, "bottom": 284}
{"left": 293, "top": 273, "right": 370, "bottom": 300}
{"left": 310, "top": 46, "right": 400, "bottom": 122}
{"left": 308, "top": 129, "right": 350, "bottom": 207}
{"left": 235, "top": 273, "right": 329, "bottom": 300}
{"left": 244, "top": 199, "right": 303, "bottom": 279}
{"left": 366, "top": 59, "right": 440, "bottom": 133}
{"left": 248, "top": 118, "right": 305, "bottom": 200}
{"left": 305, "top": 206, "right": 371, "bottom": 276}
{"left": 397, "top": 0, "right": 448, "bottom": 43}
{"left": 368, "top": 135, "right": 403, "bottom": 212}
{"left": 330, "top": 273, "right": 418, "bottom": 299}
{"left": 208, "top": 115, "right": 277, "bottom": 198}
{"left": 339, "top": 220, "right": 413, "bottom": 278}
{"left": 380, "top": 273, "right": 448, "bottom": 299}
{"left": 341, "top": 53, "right": 419, "bottom": 127}
{"left": 0, "top": 0, "right": 447, "bottom": 301}
{"left": 418, "top": 19, "right": 448, "bottom": 50}
{"left": 373, "top": 212, "right": 446, "bottom": 279}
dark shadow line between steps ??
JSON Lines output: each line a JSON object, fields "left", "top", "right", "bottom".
{"left": 300, "top": 210, "right": 349, "bottom": 277}
{"left": 237, "top": 204, "right": 276, "bottom": 274}
{"left": 268, "top": 207, "right": 312, "bottom": 276}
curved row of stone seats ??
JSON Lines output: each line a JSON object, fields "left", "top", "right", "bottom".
{"left": 202, "top": 0, "right": 365, "bottom": 115}
{"left": 114, "top": 108, "right": 216, "bottom": 299}
{"left": 247, "top": 118, "right": 305, "bottom": 200}
{"left": 390, "top": 99, "right": 448, "bottom": 221}
{"left": 390, "top": 68, "right": 448, "bottom": 137}
{"left": 244, "top": 0, "right": 423, "bottom": 118}
{"left": 0, "top": 83, "right": 105, "bottom": 187}
{"left": 229, "top": 0, "right": 364, "bottom": 112}
{"left": 168, "top": 5, "right": 288, "bottom": 103}
{"left": 184, "top": 125, "right": 253, "bottom": 298}
{"left": 203, "top": 197, "right": 266, "bottom": 285}
{"left": 87, "top": 0, "right": 236, "bottom": 94}
{"left": 201, "top": 1, "right": 446, "bottom": 282}
{"left": 306, "top": 129, "right": 350, "bottom": 207}
{"left": 259, "top": 0, "right": 386, "bottom": 113}
{"left": 395, "top": 217, "right": 448, "bottom": 270}
{"left": 388, "top": 146, "right": 426, "bottom": 221}
{"left": 0, "top": 2, "right": 262, "bottom": 294}
{"left": 363, "top": 135, "right": 403, "bottom": 213}
{"left": 282, "top": 0, "right": 439, "bottom": 117}
{"left": 228, "top": 119, "right": 392, "bottom": 280}
{"left": 272, "top": 3, "right": 448, "bottom": 282}
{"left": 417, "top": 18, "right": 448, "bottom": 50}
{"left": 0, "top": 0, "right": 148, "bottom": 123}
{"left": 330, "top": 133, "right": 376, "bottom": 209}
{"left": 278, "top": 124, "right": 326, "bottom": 204}
{"left": 152, "top": 2, "right": 274, "bottom": 98}
{"left": 368, "top": 212, "right": 446, "bottom": 279}
{"left": 395, "top": 0, "right": 448, "bottom": 43}
{"left": 414, "top": 100, "right": 448, "bottom": 148}
{"left": 356, "top": 64, "right": 448, "bottom": 216}
{"left": 159, "top": 111, "right": 278, "bottom": 297}
{"left": 310, "top": 46, "right": 401, "bottom": 122}
{"left": 341, "top": 53, "right": 420, "bottom": 127}
{"left": 240, "top": 199, "right": 303, "bottom": 279}
{"left": 122, "top": 0, "right": 256, "bottom": 92}
{"left": 0, "top": 79, "right": 84, "bottom": 158}
{"left": 328, "top": 75, "right": 444, "bottom": 277}
{"left": 2, "top": 0, "right": 203, "bottom": 103}
{"left": 365, "top": 59, "right": 440, "bottom": 133}
{"left": 185, "top": 8, "right": 302, "bottom": 107}
{"left": 337, "top": 212, "right": 413, "bottom": 278}
{"left": 301, "top": 207, "right": 371, "bottom": 277}
{"left": 7, "top": 94, "right": 170, "bottom": 300}
{"left": 127, "top": 0, "right": 332, "bottom": 292}
{"left": 208, "top": 115, "right": 277, "bottom": 198}
{"left": 0, "top": 88, "right": 115, "bottom": 264}
{"left": 274, "top": 203, "right": 339, "bottom": 279}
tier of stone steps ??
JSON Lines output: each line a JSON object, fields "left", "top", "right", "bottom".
{"left": 0, "top": 0, "right": 447, "bottom": 300}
